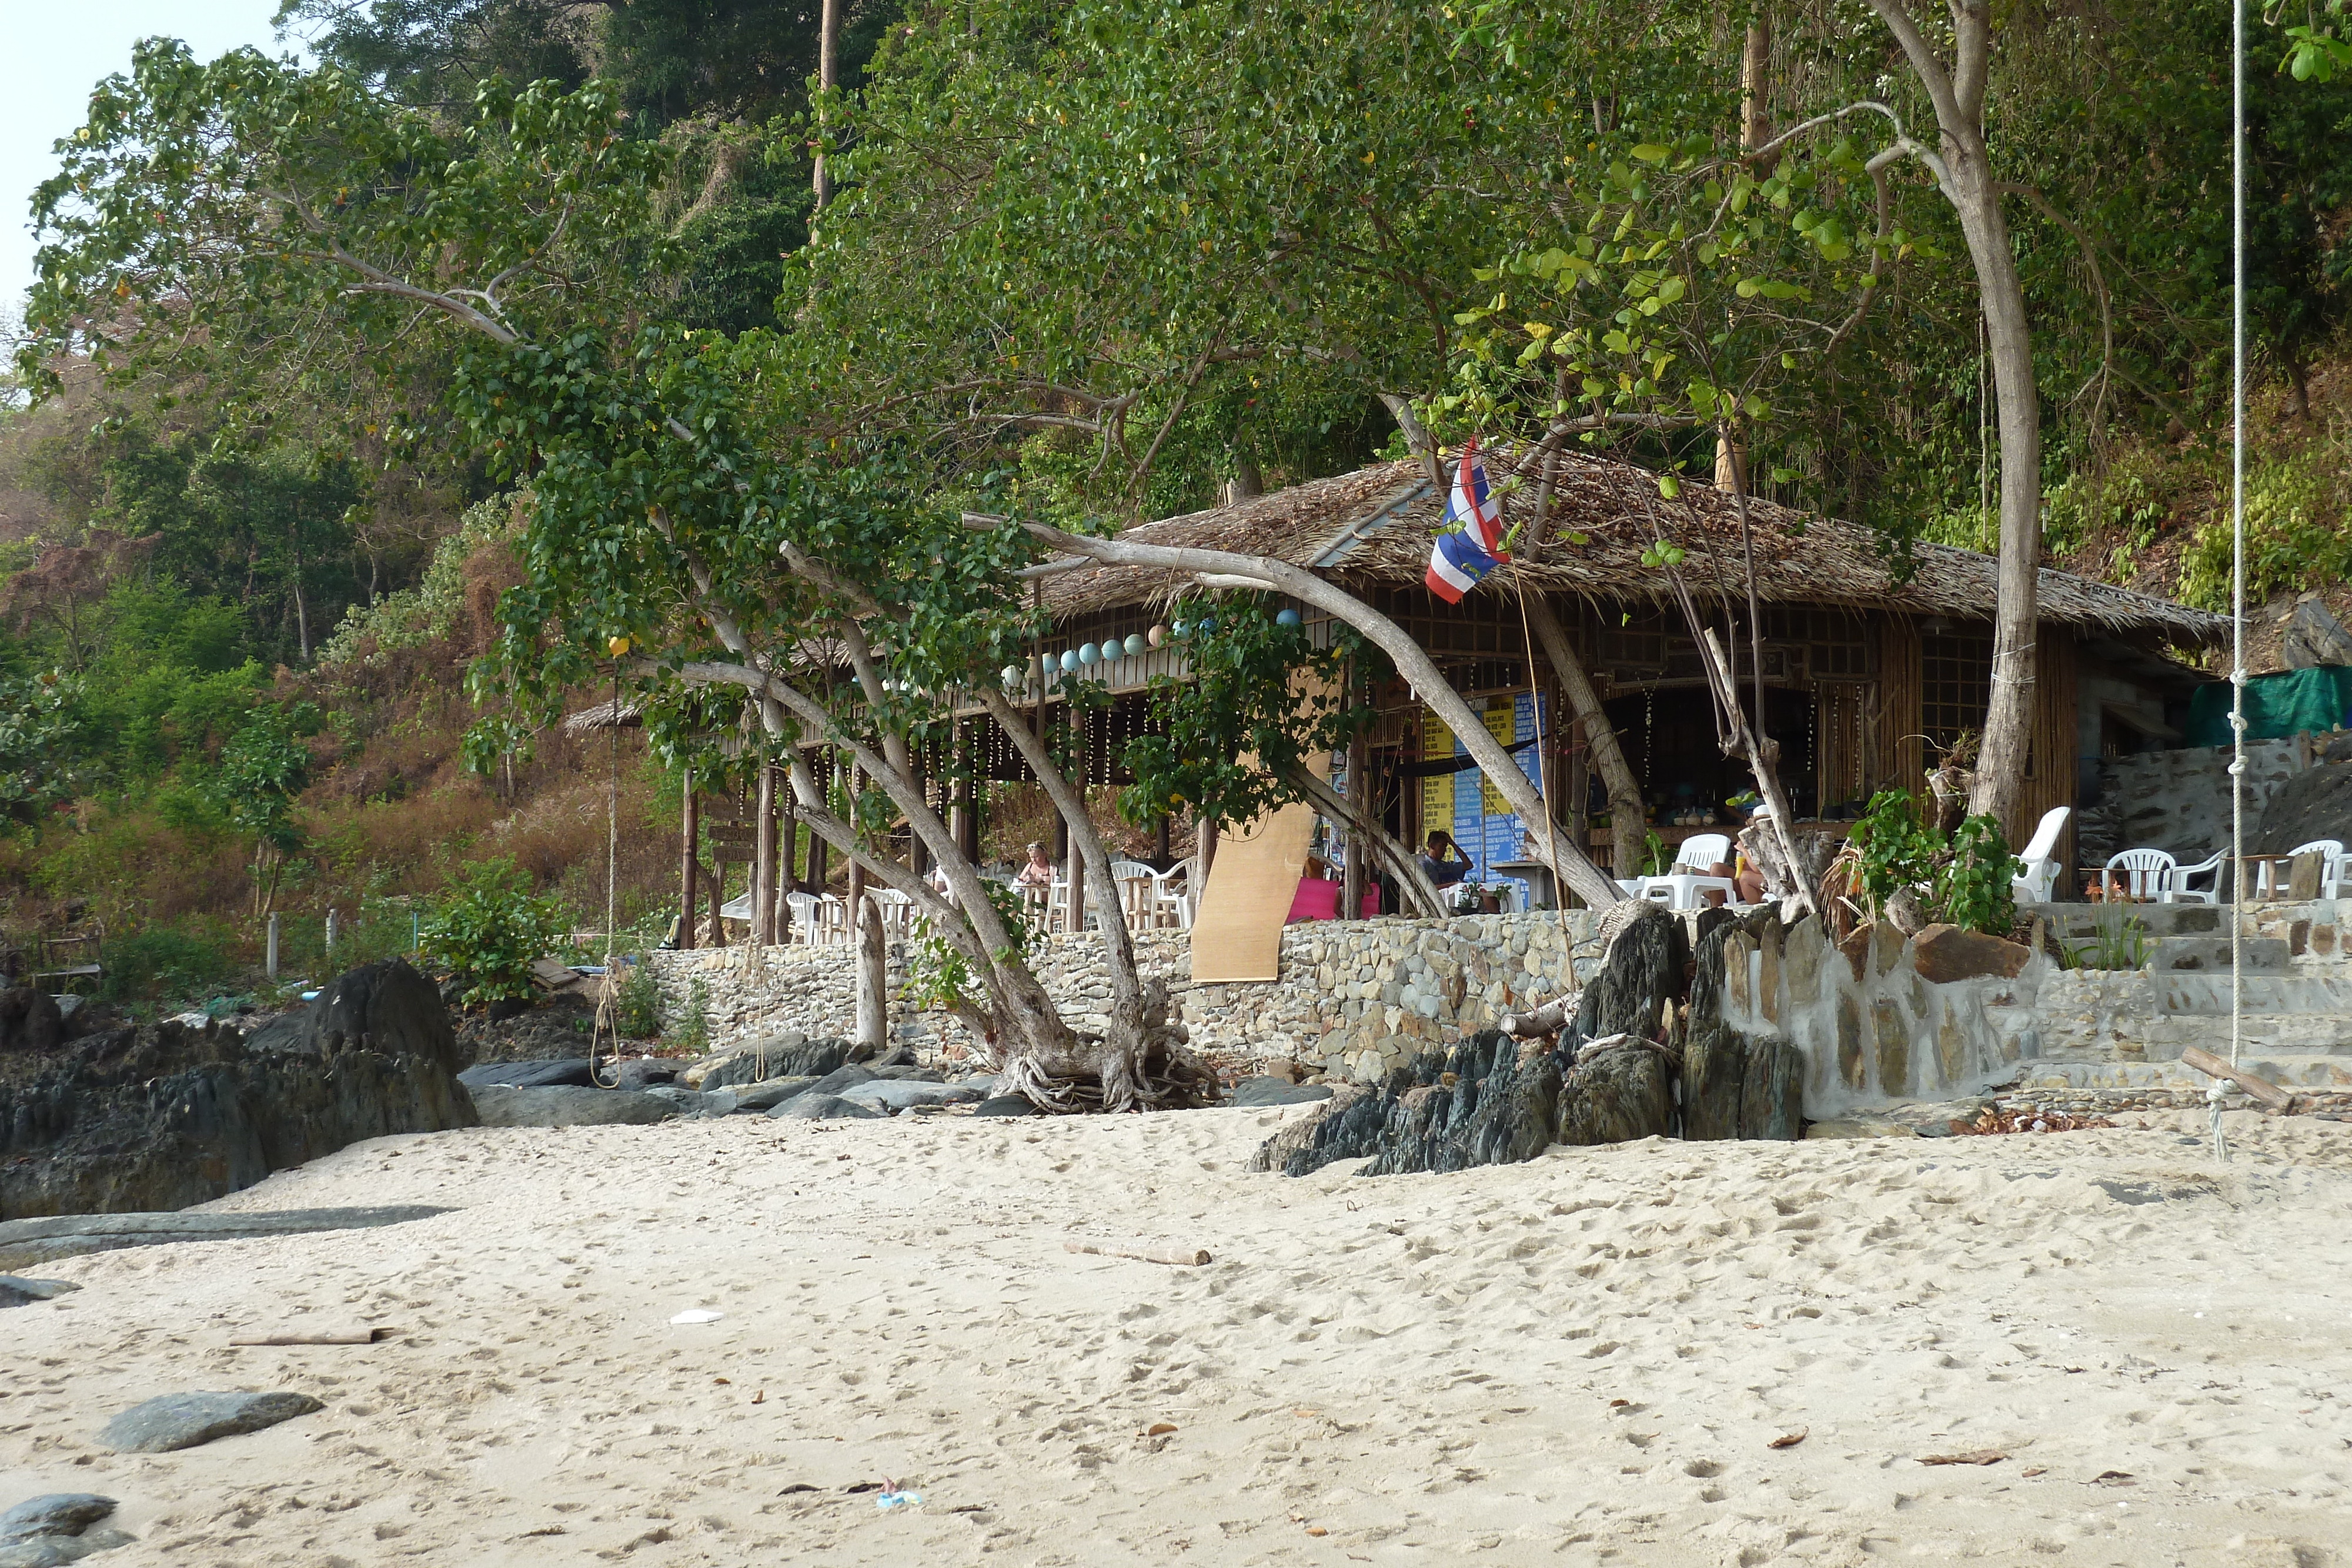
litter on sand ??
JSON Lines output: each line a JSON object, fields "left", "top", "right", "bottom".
{"left": 669, "top": 1309, "right": 724, "bottom": 1325}
{"left": 876, "top": 1490, "right": 923, "bottom": 1511}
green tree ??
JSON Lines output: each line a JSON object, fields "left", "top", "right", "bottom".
{"left": 418, "top": 855, "right": 567, "bottom": 1004}
{"left": 209, "top": 702, "right": 319, "bottom": 916}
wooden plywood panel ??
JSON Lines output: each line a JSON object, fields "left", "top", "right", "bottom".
{"left": 1190, "top": 678, "right": 1335, "bottom": 985}
{"left": 1187, "top": 794, "right": 1319, "bottom": 984}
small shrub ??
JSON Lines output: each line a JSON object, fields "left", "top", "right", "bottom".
{"left": 613, "top": 956, "right": 663, "bottom": 1038}
{"left": 1844, "top": 790, "right": 2022, "bottom": 937}
{"left": 666, "top": 975, "right": 710, "bottom": 1054}
{"left": 417, "top": 857, "right": 568, "bottom": 1006}
{"left": 102, "top": 926, "right": 235, "bottom": 1004}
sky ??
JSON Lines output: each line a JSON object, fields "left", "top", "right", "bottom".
{"left": 0, "top": 1, "right": 304, "bottom": 322}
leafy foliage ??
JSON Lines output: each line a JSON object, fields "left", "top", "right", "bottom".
{"left": 612, "top": 955, "right": 663, "bottom": 1039}
{"left": 1121, "top": 601, "right": 1376, "bottom": 831}
{"left": 1845, "top": 790, "right": 2023, "bottom": 937}
{"left": 417, "top": 855, "right": 567, "bottom": 1004}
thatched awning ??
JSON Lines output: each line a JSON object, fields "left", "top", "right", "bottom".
{"left": 563, "top": 697, "right": 644, "bottom": 733}
{"left": 1038, "top": 453, "right": 2229, "bottom": 645}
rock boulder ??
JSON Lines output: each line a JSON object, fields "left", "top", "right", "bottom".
{"left": 1910, "top": 924, "right": 2031, "bottom": 985}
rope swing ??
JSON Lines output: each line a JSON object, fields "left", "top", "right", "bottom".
{"left": 2219, "top": 0, "right": 2250, "bottom": 1162}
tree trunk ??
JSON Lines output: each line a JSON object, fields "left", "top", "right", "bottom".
{"left": 1522, "top": 593, "right": 1642, "bottom": 880}
{"left": 753, "top": 763, "right": 777, "bottom": 947}
{"left": 678, "top": 774, "right": 699, "bottom": 950}
{"left": 813, "top": 0, "right": 840, "bottom": 211}
{"left": 976, "top": 688, "right": 1212, "bottom": 1111}
{"left": 854, "top": 891, "right": 887, "bottom": 1051}
{"left": 1718, "top": 8, "right": 1773, "bottom": 488}
{"left": 1865, "top": 0, "right": 2039, "bottom": 837}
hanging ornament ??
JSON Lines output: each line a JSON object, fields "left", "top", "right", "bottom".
{"left": 1123, "top": 633, "right": 1147, "bottom": 656}
{"left": 1000, "top": 665, "right": 1023, "bottom": 688}
{"left": 1060, "top": 649, "right": 1081, "bottom": 673}
{"left": 1147, "top": 623, "right": 1167, "bottom": 647}
{"left": 1275, "top": 608, "right": 1302, "bottom": 627}
{"left": 1078, "top": 641, "right": 1101, "bottom": 667}
{"left": 1170, "top": 618, "right": 1190, "bottom": 639}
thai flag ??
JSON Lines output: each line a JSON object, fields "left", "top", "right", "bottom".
{"left": 1424, "top": 439, "right": 1509, "bottom": 605}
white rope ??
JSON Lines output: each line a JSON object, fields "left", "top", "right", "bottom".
{"left": 2222, "top": 0, "right": 2247, "bottom": 1161}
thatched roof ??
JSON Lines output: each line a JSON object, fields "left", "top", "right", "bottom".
{"left": 1039, "top": 453, "right": 2230, "bottom": 644}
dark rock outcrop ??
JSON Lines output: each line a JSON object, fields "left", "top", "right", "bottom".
{"left": 2257, "top": 758, "right": 2352, "bottom": 855}
{"left": 96, "top": 1392, "right": 322, "bottom": 1454}
{"left": 0, "top": 987, "right": 65, "bottom": 1057}
{"left": 459, "top": 1058, "right": 595, "bottom": 1089}
{"left": 469, "top": 1085, "right": 673, "bottom": 1127}
{"left": 1738, "top": 1038, "right": 1805, "bottom": 1141}
{"left": 1557, "top": 1037, "right": 1675, "bottom": 1145}
{"left": 696, "top": 1034, "right": 863, "bottom": 1090}
{"left": 0, "top": 1207, "right": 450, "bottom": 1272}
{"left": 0, "top": 961, "right": 475, "bottom": 1219}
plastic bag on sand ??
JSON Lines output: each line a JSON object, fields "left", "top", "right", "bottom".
{"left": 669, "top": 1309, "right": 724, "bottom": 1325}
{"left": 877, "top": 1491, "right": 922, "bottom": 1511}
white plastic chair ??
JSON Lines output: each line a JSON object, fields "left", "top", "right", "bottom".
{"left": 870, "top": 887, "right": 916, "bottom": 938}
{"left": 2102, "top": 848, "right": 2174, "bottom": 902}
{"left": 2290, "top": 839, "right": 2349, "bottom": 900}
{"left": 2168, "top": 851, "right": 2226, "bottom": 905}
{"left": 2010, "top": 805, "right": 2071, "bottom": 905}
{"left": 2103, "top": 847, "right": 2221, "bottom": 905}
{"left": 1636, "top": 833, "right": 1738, "bottom": 910}
{"left": 783, "top": 890, "right": 824, "bottom": 943}
{"left": 1148, "top": 864, "right": 1193, "bottom": 929}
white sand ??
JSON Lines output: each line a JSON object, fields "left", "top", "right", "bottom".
{"left": 6, "top": 1106, "right": 2352, "bottom": 1566}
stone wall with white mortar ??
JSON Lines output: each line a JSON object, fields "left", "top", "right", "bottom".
{"left": 646, "top": 912, "right": 1613, "bottom": 1081}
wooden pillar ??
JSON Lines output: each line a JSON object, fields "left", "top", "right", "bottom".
{"left": 806, "top": 754, "right": 828, "bottom": 894}
{"left": 710, "top": 852, "right": 727, "bottom": 947}
{"left": 1154, "top": 813, "right": 1171, "bottom": 865}
{"left": 1194, "top": 814, "right": 1218, "bottom": 887}
{"left": 679, "top": 770, "right": 699, "bottom": 950}
{"left": 1342, "top": 726, "right": 1368, "bottom": 920}
{"left": 1067, "top": 785, "right": 1088, "bottom": 934}
{"left": 845, "top": 762, "right": 866, "bottom": 942}
{"left": 753, "top": 764, "right": 778, "bottom": 947}
{"left": 776, "top": 773, "right": 797, "bottom": 942}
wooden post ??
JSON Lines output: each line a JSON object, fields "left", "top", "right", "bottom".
{"left": 1343, "top": 728, "right": 1368, "bottom": 921}
{"left": 679, "top": 771, "right": 699, "bottom": 951}
{"left": 776, "top": 776, "right": 797, "bottom": 942}
{"left": 1154, "top": 813, "right": 1171, "bottom": 865}
{"left": 1068, "top": 785, "right": 1088, "bottom": 935}
{"left": 1195, "top": 815, "right": 1218, "bottom": 888}
{"left": 753, "top": 764, "right": 777, "bottom": 947}
{"left": 266, "top": 913, "right": 279, "bottom": 980}
{"left": 710, "top": 852, "right": 727, "bottom": 947}
{"left": 846, "top": 762, "right": 866, "bottom": 949}
{"left": 325, "top": 907, "right": 338, "bottom": 957}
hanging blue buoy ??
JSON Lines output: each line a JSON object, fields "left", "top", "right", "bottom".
{"left": 1198, "top": 614, "right": 1217, "bottom": 633}
{"left": 1078, "top": 641, "right": 1101, "bottom": 667}
{"left": 1275, "top": 607, "right": 1303, "bottom": 627}
{"left": 1123, "top": 633, "right": 1147, "bottom": 656}
{"left": 1060, "top": 649, "right": 1081, "bottom": 673}
{"left": 1170, "top": 618, "right": 1190, "bottom": 639}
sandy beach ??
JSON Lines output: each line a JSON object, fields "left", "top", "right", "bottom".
{"left": 6, "top": 1106, "right": 2351, "bottom": 1566}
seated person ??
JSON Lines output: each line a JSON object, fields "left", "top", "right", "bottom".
{"left": 1013, "top": 841, "right": 1055, "bottom": 889}
{"left": 1419, "top": 830, "right": 1473, "bottom": 888}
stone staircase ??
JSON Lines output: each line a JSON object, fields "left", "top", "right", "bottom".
{"left": 2019, "top": 907, "right": 2352, "bottom": 1092}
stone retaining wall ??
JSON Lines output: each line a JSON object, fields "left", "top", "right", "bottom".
{"left": 646, "top": 912, "right": 1613, "bottom": 1081}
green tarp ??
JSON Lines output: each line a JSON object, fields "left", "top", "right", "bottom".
{"left": 2186, "top": 665, "right": 2352, "bottom": 748}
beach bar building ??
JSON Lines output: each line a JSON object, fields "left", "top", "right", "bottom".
{"left": 650, "top": 452, "right": 2226, "bottom": 978}
{"left": 996, "top": 453, "right": 2227, "bottom": 972}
